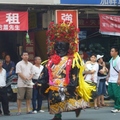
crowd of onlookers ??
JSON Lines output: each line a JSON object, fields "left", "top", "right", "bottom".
{"left": 0, "top": 51, "right": 45, "bottom": 116}
{"left": 80, "top": 46, "right": 120, "bottom": 113}
{"left": 79, "top": 51, "right": 108, "bottom": 109}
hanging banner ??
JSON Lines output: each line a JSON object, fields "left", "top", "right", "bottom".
{"left": 55, "top": 10, "right": 78, "bottom": 28}
{"left": 99, "top": 14, "right": 120, "bottom": 36}
{"left": 0, "top": 11, "right": 28, "bottom": 31}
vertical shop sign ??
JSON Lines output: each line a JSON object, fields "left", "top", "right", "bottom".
{"left": 0, "top": 11, "right": 28, "bottom": 31}
{"left": 55, "top": 10, "right": 79, "bottom": 51}
{"left": 55, "top": 10, "right": 78, "bottom": 28}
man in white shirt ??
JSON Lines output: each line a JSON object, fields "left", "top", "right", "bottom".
{"left": 0, "top": 59, "right": 10, "bottom": 116}
{"left": 16, "top": 51, "right": 34, "bottom": 115}
{"left": 107, "top": 46, "right": 120, "bottom": 113}
{"left": 32, "top": 57, "right": 44, "bottom": 114}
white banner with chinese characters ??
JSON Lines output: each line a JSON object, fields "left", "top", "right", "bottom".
{"left": 0, "top": 11, "right": 28, "bottom": 31}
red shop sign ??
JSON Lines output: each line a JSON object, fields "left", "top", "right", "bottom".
{"left": 0, "top": 11, "right": 28, "bottom": 31}
{"left": 99, "top": 14, "right": 120, "bottom": 34}
{"left": 55, "top": 10, "right": 78, "bottom": 28}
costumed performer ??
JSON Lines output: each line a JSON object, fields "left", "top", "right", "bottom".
{"left": 43, "top": 21, "right": 96, "bottom": 120}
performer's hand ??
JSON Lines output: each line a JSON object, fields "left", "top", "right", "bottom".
{"left": 117, "top": 79, "right": 120, "bottom": 85}
{"left": 37, "top": 83, "right": 42, "bottom": 86}
{"left": 64, "top": 88, "right": 67, "bottom": 92}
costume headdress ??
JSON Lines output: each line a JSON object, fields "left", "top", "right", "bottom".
{"left": 46, "top": 21, "right": 80, "bottom": 55}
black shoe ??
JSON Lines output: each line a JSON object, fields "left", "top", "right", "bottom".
{"left": 75, "top": 108, "right": 81, "bottom": 117}
{"left": 51, "top": 117, "right": 62, "bottom": 120}
{"left": 4, "top": 113, "right": 11, "bottom": 116}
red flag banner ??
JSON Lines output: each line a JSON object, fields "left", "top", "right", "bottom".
{"left": 0, "top": 11, "right": 28, "bottom": 31}
{"left": 99, "top": 14, "right": 120, "bottom": 36}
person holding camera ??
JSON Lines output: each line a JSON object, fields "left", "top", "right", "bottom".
{"left": 97, "top": 55, "right": 108, "bottom": 107}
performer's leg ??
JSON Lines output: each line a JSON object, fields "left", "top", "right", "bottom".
{"left": 52, "top": 113, "right": 62, "bottom": 120}
{"left": 75, "top": 108, "right": 81, "bottom": 117}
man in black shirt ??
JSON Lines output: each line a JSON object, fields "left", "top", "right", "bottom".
{"left": 2, "top": 55, "right": 15, "bottom": 78}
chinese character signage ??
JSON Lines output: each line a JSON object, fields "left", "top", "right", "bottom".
{"left": 99, "top": 14, "right": 120, "bottom": 36}
{"left": 55, "top": 10, "right": 78, "bottom": 28}
{"left": 0, "top": 11, "right": 28, "bottom": 31}
{"left": 60, "top": 0, "right": 120, "bottom": 5}
{"left": 79, "top": 19, "right": 99, "bottom": 27}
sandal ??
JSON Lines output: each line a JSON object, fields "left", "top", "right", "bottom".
{"left": 97, "top": 104, "right": 102, "bottom": 108}
{"left": 94, "top": 107, "right": 99, "bottom": 110}
{"left": 27, "top": 111, "right": 33, "bottom": 114}
{"left": 101, "top": 104, "right": 107, "bottom": 107}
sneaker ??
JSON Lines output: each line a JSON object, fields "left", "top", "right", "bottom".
{"left": 32, "top": 110, "right": 37, "bottom": 114}
{"left": 111, "top": 109, "right": 120, "bottom": 113}
{"left": 4, "top": 113, "right": 11, "bottom": 116}
{"left": 16, "top": 112, "right": 21, "bottom": 116}
{"left": 38, "top": 110, "right": 44, "bottom": 113}
{"left": 94, "top": 107, "right": 99, "bottom": 110}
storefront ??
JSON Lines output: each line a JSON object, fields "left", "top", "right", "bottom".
{"left": 1, "top": 0, "right": 120, "bottom": 62}
{"left": 0, "top": 0, "right": 61, "bottom": 63}
{"left": 59, "top": 0, "right": 120, "bottom": 61}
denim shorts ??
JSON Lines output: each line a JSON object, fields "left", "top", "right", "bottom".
{"left": 98, "top": 80, "right": 106, "bottom": 96}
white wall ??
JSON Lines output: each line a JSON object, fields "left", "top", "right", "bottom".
{"left": 0, "top": 0, "right": 60, "bottom": 5}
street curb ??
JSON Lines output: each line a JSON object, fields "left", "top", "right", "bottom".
{"left": 9, "top": 100, "right": 114, "bottom": 113}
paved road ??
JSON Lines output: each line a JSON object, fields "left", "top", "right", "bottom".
{"left": 0, "top": 107, "right": 120, "bottom": 120}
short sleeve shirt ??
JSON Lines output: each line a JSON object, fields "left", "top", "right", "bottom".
{"left": 109, "top": 57, "right": 120, "bottom": 83}
{"left": 16, "top": 60, "right": 34, "bottom": 88}
{"left": 3, "top": 61, "right": 15, "bottom": 72}
{"left": 0, "top": 68, "right": 6, "bottom": 87}
{"left": 85, "top": 62, "right": 99, "bottom": 83}
{"left": 33, "top": 65, "right": 44, "bottom": 79}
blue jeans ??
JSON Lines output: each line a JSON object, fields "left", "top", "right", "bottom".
{"left": 32, "top": 87, "right": 43, "bottom": 111}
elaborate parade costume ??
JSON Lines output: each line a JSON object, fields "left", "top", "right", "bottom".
{"left": 44, "top": 21, "right": 96, "bottom": 120}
